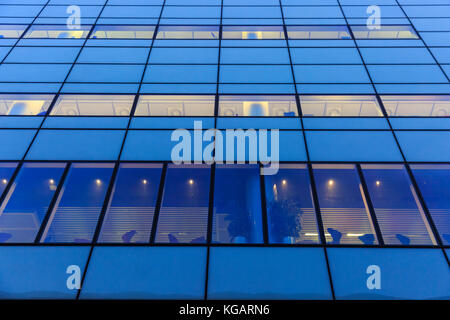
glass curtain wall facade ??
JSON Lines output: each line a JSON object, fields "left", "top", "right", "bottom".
{"left": 0, "top": 0, "right": 449, "bottom": 300}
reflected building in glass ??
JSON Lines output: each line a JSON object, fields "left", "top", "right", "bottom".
{"left": 0, "top": 0, "right": 448, "bottom": 300}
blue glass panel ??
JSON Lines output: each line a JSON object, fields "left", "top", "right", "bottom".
{"left": 212, "top": 165, "right": 263, "bottom": 244}
{"left": 98, "top": 163, "right": 162, "bottom": 243}
{"left": 0, "top": 246, "right": 90, "bottom": 299}
{"left": 0, "top": 163, "right": 65, "bottom": 243}
{"left": 0, "top": 129, "right": 36, "bottom": 160}
{"left": 265, "top": 164, "right": 320, "bottom": 244}
{"left": 313, "top": 164, "right": 378, "bottom": 245}
{"left": 80, "top": 247, "right": 206, "bottom": 299}
{"left": 208, "top": 247, "right": 332, "bottom": 299}
{"left": 42, "top": 163, "right": 114, "bottom": 243}
{"left": 328, "top": 248, "right": 450, "bottom": 300}
{"left": 361, "top": 164, "right": 436, "bottom": 245}
{"left": 411, "top": 165, "right": 450, "bottom": 245}
{"left": 156, "top": 164, "right": 210, "bottom": 244}
{"left": 396, "top": 131, "right": 450, "bottom": 162}
{"left": 0, "top": 162, "right": 16, "bottom": 197}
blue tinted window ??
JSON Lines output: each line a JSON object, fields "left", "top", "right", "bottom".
{"left": 328, "top": 248, "right": 450, "bottom": 300}
{"left": 212, "top": 165, "right": 263, "bottom": 244}
{"left": 0, "top": 163, "right": 65, "bottom": 243}
{"left": 265, "top": 164, "right": 320, "bottom": 244}
{"left": 0, "top": 162, "right": 17, "bottom": 197}
{"left": 41, "top": 163, "right": 114, "bottom": 243}
{"left": 208, "top": 247, "right": 332, "bottom": 299}
{"left": 80, "top": 247, "right": 206, "bottom": 299}
{"left": 156, "top": 164, "right": 210, "bottom": 244}
{"left": 98, "top": 163, "right": 162, "bottom": 243}
{"left": 361, "top": 164, "right": 436, "bottom": 246}
{"left": 411, "top": 165, "right": 450, "bottom": 245}
{"left": 313, "top": 164, "right": 378, "bottom": 245}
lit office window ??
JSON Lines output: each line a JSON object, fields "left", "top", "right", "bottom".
{"left": 0, "top": 94, "right": 53, "bottom": 116}
{"left": 98, "top": 163, "right": 162, "bottom": 244}
{"left": 222, "top": 26, "right": 285, "bottom": 40}
{"left": 212, "top": 165, "right": 263, "bottom": 244}
{"left": 41, "top": 163, "right": 114, "bottom": 243}
{"left": 287, "top": 26, "right": 351, "bottom": 40}
{"left": 135, "top": 95, "right": 215, "bottom": 116}
{"left": 0, "top": 25, "right": 27, "bottom": 38}
{"left": 313, "top": 164, "right": 378, "bottom": 245}
{"left": 361, "top": 164, "right": 436, "bottom": 246}
{"left": 411, "top": 165, "right": 450, "bottom": 245}
{"left": 155, "top": 164, "right": 210, "bottom": 244}
{"left": 0, "top": 163, "right": 17, "bottom": 197}
{"left": 0, "top": 163, "right": 66, "bottom": 243}
{"left": 381, "top": 95, "right": 450, "bottom": 117}
{"left": 156, "top": 25, "right": 219, "bottom": 40}
{"left": 90, "top": 25, "right": 155, "bottom": 39}
{"left": 24, "top": 25, "right": 91, "bottom": 39}
{"left": 351, "top": 25, "right": 419, "bottom": 39}
{"left": 219, "top": 96, "right": 298, "bottom": 117}
{"left": 50, "top": 95, "right": 134, "bottom": 116}
{"left": 300, "top": 95, "right": 384, "bottom": 117}
{"left": 265, "top": 164, "right": 320, "bottom": 244}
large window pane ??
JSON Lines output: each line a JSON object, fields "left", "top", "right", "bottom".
{"left": 41, "top": 163, "right": 114, "bottom": 243}
{"left": 135, "top": 95, "right": 215, "bottom": 116}
{"left": 90, "top": 25, "right": 155, "bottom": 39}
{"left": 287, "top": 26, "right": 351, "bottom": 40}
{"left": 156, "top": 25, "right": 219, "bottom": 39}
{"left": 265, "top": 164, "right": 320, "bottom": 244}
{"left": 361, "top": 164, "right": 436, "bottom": 246}
{"left": 219, "top": 95, "right": 298, "bottom": 117}
{"left": 381, "top": 95, "right": 450, "bottom": 117}
{"left": 300, "top": 95, "right": 384, "bottom": 117}
{"left": 155, "top": 164, "right": 210, "bottom": 244}
{"left": 212, "top": 164, "right": 263, "bottom": 244}
{"left": 351, "top": 25, "right": 418, "bottom": 39}
{"left": 313, "top": 164, "right": 378, "bottom": 245}
{"left": 411, "top": 164, "right": 450, "bottom": 245}
{"left": 0, "top": 94, "right": 54, "bottom": 116}
{"left": 222, "top": 26, "right": 284, "bottom": 39}
{"left": 0, "top": 163, "right": 17, "bottom": 197}
{"left": 0, "top": 163, "right": 66, "bottom": 243}
{"left": 50, "top": 95, "right": 134, "bottom": 116}
{"left": 98, "top": 163, "right": 162, "bottom": 244}
{"left": 24, "top": 25, "right": 91, "bottom": 39}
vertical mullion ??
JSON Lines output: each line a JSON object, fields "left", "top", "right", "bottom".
{"left": 356, "top": 163, "right": 385, "bottom": 246}
{"left": 0, "top": 161, "right": 23, "bottom": 209}
{"left": 34, "top": 161, "right": 72, "bottom": 243}
{"left": 259, "top": 164, "right": 269, "bottom": 244}
{"left": 149, "top": 162, "right": 168, "bottom": 244}
{"left": 204, "top": 163, "right": 216, "bottom": 300}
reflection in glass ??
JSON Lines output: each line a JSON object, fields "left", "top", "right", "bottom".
{"left": 381, "top": 95, "right": 450, "bottom": 117}
{"left": 219, "top": 95, "right": 298, "bottom": 117}
{"left": 98, "top": 163, "right": 162, "bottom": 243}
{"left": 156, "top": 25, "right": 219, "bottom": 39}
{"left": 41, "top": 163, "right": 113, "bottom": 243}
{"left": 0, "top": 163, "right": 17, "bottom": 197}
{"left": 351, "top": 25, "right": 419, "bottom": 39}
{"left": 411, "top": 165, "right": 450, "bottom": 245}
{"left": 90, "top": 25, "right": 155, "bottom": 39}
{"left": 24, "top": 25, "right": 91, "bottom": 39}
{"left": 313, "top": 164, "right": 378, "bottom": 245}
{"left": 361, "top": 164, "right": 436, "bottom": 245}
{"left": 0, "top": 94, "right": 53, "bottom": 116}
{"left": 222, "top": 26, "right": 284, "bottom": 40}
{"left": 0, "top": 25, "right": 27, "bottom": 38}
{"left": 135, "top": 95, "right": 215, "bottom": 116}
{"left": 287, "top": 26, "right": 351, "bottom": 40}
{"left": 50, "top": 95, "right": 134, "bottom": 116}
{"left": 300, "top": 95, "right": 383, "bottom": 117}
{"left": 212, "top": 165, "right": 263, "bottom": 244}
{"left": 265, "top": 164, "right": 320, "bottom": 244}
{"left": 0, "top": 163, "right": 65, "bottom": 243}
{"left": 155, "top": 164, "right": 210, "bottom": 244}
